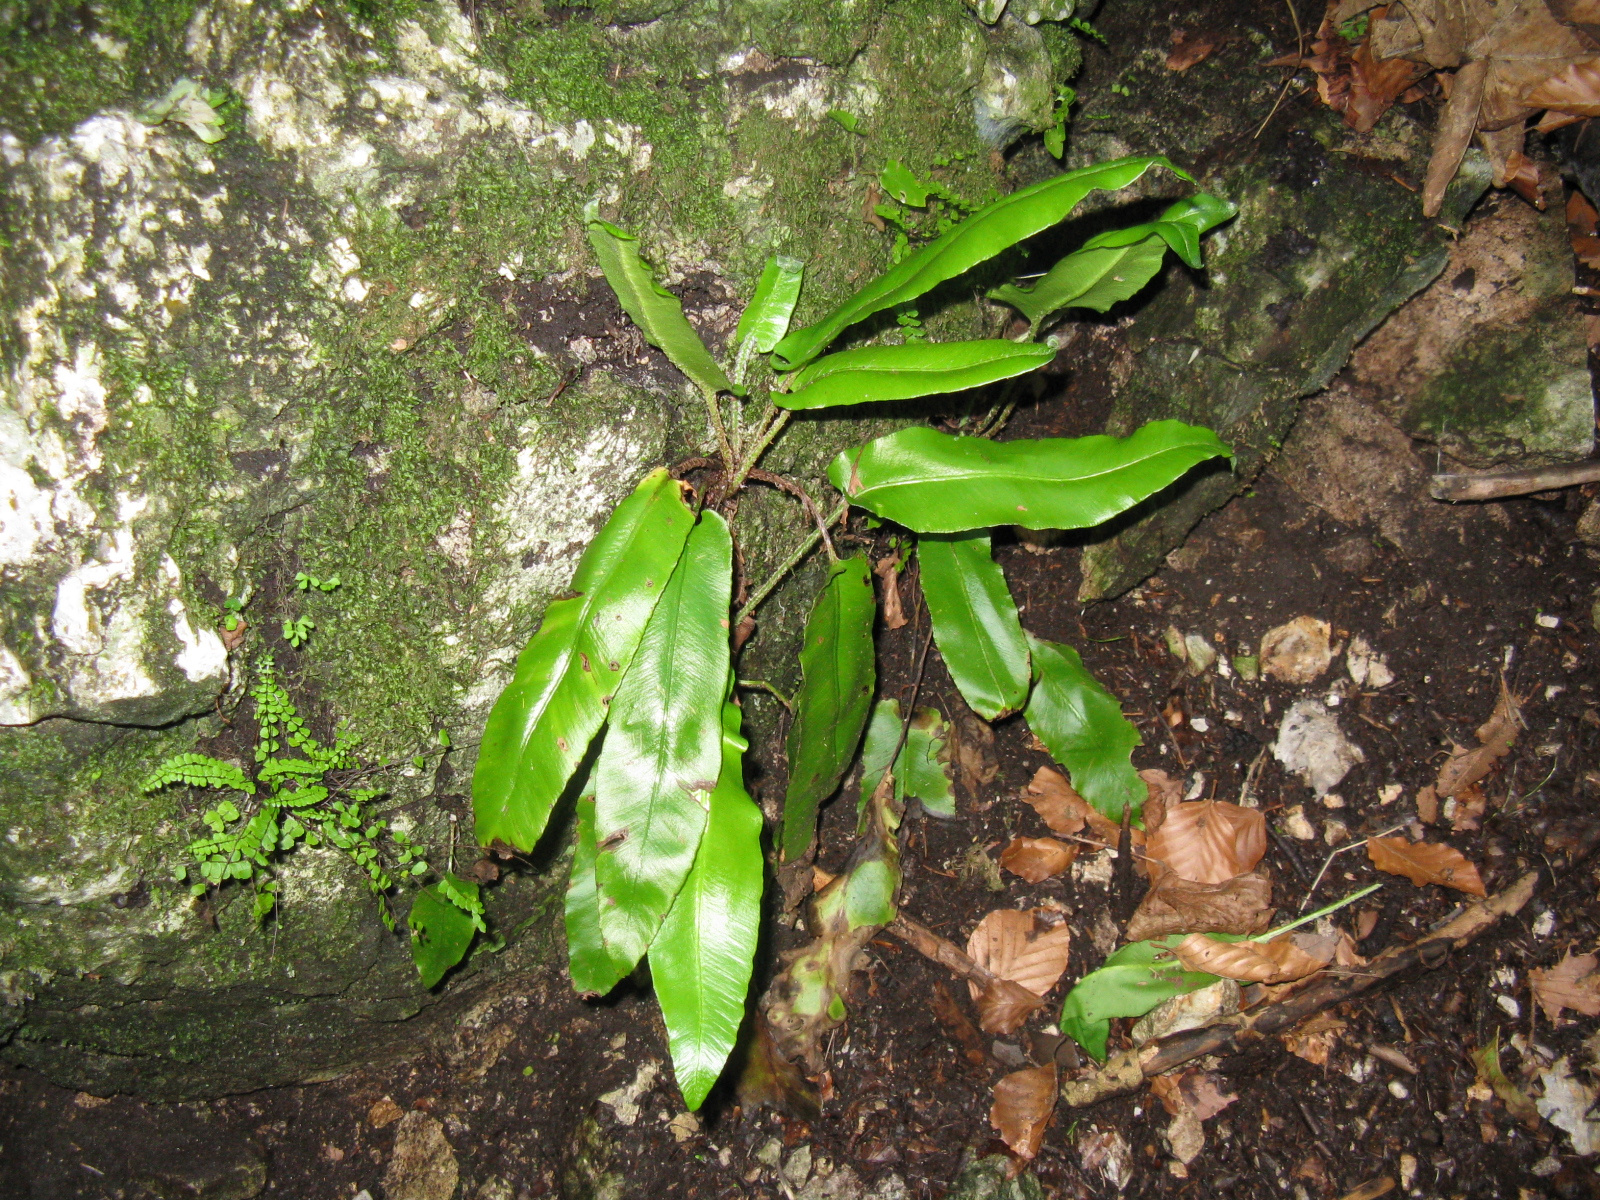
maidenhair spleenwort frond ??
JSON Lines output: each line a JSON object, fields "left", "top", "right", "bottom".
{"left": 139, "top": 753, "right": 255, "bottom": 796}
{"left": 145, "top": 657, "right": 486, "bottom": 980}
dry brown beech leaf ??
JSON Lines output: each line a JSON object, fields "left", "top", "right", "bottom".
{"left": 1144, "top": 800, "right": 1268, "bottom": 886}
{"left": 1366, "top": 836, "right": 1487, "bottom": 896}
{"left": 1179, "top": 1071, "right": 1238, "bottom": 1120}
{"left": 1000, "top": 837, "right": 1078, "bottom": 883}
{"left": 1024, "top": 766, "right": 1111, "bottom": 841}
{"left": 1528, "top": 55, "right": 1600, "bottom": 113}
{"left": 952, "top": 712, "right": 999, "bottom": 796}
{"left": 1435, "top": 681, "right": 1522, "bottom": 798}
{"left": 1125, "top": 870, "right": 1275, "bottom": 942}
{"left": 990, "top": 1064, "right": 1057, "bottom": 1160}
{"left": 1172, "top": 932, "right": 1331, "bottom": 984}
{"left": 1531, "top": 952, "right": 1600, "bottom": 1021}
{"left": 1451, "top": 781, "right": 1488, "bottom": 832}
{"left": 973, "top": 979, "right": 1048, "bottom": 1035}
{"left": 967, "top": 908, "right": 1074, "bottom": 1002}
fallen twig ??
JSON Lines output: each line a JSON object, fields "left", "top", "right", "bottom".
{"left": 1061, "top": 869, "right": 1537, "bottom": 1107}
{"left": 1431, "top": 462, "right": 1600, "bottom": 501}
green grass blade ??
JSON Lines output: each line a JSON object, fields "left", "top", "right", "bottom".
{"left": 780, "top": 556, "right": 877, "bottom": 862}
{"left": 772, "top": 155, "right": 1189, "bottom": 369}
{"left": 594, "top": 512, "right": 734, "bottom": 973}
{"left": 917, "top": 532, "right": 1031, "bottom": 720}
{"left": 472, "top": 469, "right": 696, "bottom": 850}
{"left": 588, "top": 220, "right": 733, "bottom": 397}
{"left": 650, "top": 698, "right": 764, "bottom": 1110}
{"left": 735, "top": 254, "right": 805, "bottom": 353}
{"left": 829, "top": 421, "right": 1233, "bottom": 533}
{"left": 776, "top": 340, "right": 1054, "bottom": 410}
{"left": 1025, "top": 635, "right": 1144, "bottom": 825}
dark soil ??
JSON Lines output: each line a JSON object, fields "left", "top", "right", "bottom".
{"left": 8, "top": 14, "right": 1600, "bottom": 1200}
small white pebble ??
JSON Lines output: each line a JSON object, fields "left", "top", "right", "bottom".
{"left": 1399, "top": 1152, "right": 1417, "bottom": 1187}
{"left": 1326, "top": 692, "right": 1342, "bottom": 707}
{"left": 1189, "top": 717, "right": 1210, "bottom": 732}
{"left": 1496, "top": 994, "right": 1521, "bottom": 1019}
{"left": 1378, "top": 783, "right": 1403, "bottom": 805}
{"left": 1225, "top": 709, "right": 1244, "bottom": 722}
{"left": 1533, "top": 911, "right": 1557, "bottom": 938}
{"left": 1536, "top": 613, "right": 1561, "bottom": 629}
{"left": 1493, "top": 967, "right": 1518, "bottom": 988}
{"left": 1323, "top": 819, "right": 1349, "bottom": 845}
{"left": 1284, "top": 806, "right": 1317, "bottom": 840}
{"left": 1321, "top": 793, "right": 1345, "bottom": 809}
{"left": 1546, "top": 685, "right": 1566, "bottom": 701}
{"left": 1390, "top": 1081, "right": 1411, "bottom": 1100}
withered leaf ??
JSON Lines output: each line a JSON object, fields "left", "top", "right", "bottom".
{"left": 1259, "top": 616, "right": 1334, "bottom": 685}
{"left": 1366, "top": 836, "right": 1487, "bottom": 896}
{"left": 929, "top": 979, "right": 990, "bottom": 1070}
{"left": 1000, "top": 836, "right": 1079, "bottom": 883}
{"left": 1528, "top": 56, "right": 1600, "bottom": 113}
{"left": 1451, "top": 782, "right": 1488, "bottom": 832}
{"left": 973, "top": 978, "right": 1048, "bottom": 1035}
{"left": 1172, "top": 932, "right": 1331, "bottom": 984}
{"left": 990, "top": 1064, "right": 1057, "bottom": 1160}
{"left": 1180, "top": 1071, "right": 1238, "bottom": 1120}
{"left": 952, "top": 711, "right": 999, "bottom": 796}
{"left": 1282, "top": 1013, "right": 1347, "bottom": 1066}
{"left": 1124, "top": 870, "right": 1275, "bottom": 942}
{"left": 1435, "top": 682, "right": 1521, "bottom": 798}
{"left": 874, "top": 553, "right": 907, "bottom": 630}
{"left": 1144, "top": 800, "right": 1267, "bottom": 886}
{"left": 1531, "top": 953, "right": 1600, "bottom": 1022}
{"left": 967, "top": 908, "right": 1074, "bottom": 1001}
{"left": 1166, "top": 29, "right": 1222, "bottom": 71}
{"left": 1024, "top": 765, "right": 1120, "bottom": 843}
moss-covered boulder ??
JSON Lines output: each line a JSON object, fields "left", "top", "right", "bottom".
{"left": 1063, "top": 4, "right": 1494, "bottom": 599}
{"left": 0, "top": 0, "right": 1071, "bottom": 1097}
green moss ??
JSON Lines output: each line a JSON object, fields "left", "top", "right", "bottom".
{"left": 0, "top": 1, "right": 200, "bottom": 143}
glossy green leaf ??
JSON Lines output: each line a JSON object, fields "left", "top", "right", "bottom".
{"left": 859, "top": 700, "right": 956, "bottom": 823}
{"left": 474, "top": 470, "right": 696, "bottom": 850}
{"left": 650, "top": 698, "right": 764, "bottom": 1110}
{"left": 1081, "top": 192, "right": 1237, "bottom": 269}
{"left": 1025, "top": 635, "right": 1144, "bottom": 825}
{"left": 829, "top": 421, "right": 1233, "bottom": 533}
{"left": 565, "top": 793, "right": 636, "bottom": 995}
{"left": 880, "top": 160, "right": 929, "bottom": 207}
{"left": 1059, "top": 936, "right": 1221, "bottom": 1062}
{"left": 587, "top": 220, "right": 733, "bottom": 397}
{"left": 408, "top": 876, "right": 481, "bottom": 989}
{"left": 772, "top": 155, "right": 1189, "bottom": 369}
{"left": 594, "top": 512, "right": 734, "bottom": 972}
{"left": 735, "top": 255, "right": 805, "bottom": 354}
{"left": 776, "top": 340, "right": 1054, "bottom": 411}
{"left": 989, "top": 193, "right": 1236, "bottom": 328}
{"left": 916, "top": 532, "right": 1031, "bottom": 720}
{"left": 989, "top": 240, "right": 1168, "bottom": 328}
{"left": 780, "top": 556, "right": 877, "bottom": 862}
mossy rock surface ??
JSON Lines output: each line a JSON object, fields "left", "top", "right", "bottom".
{"left": 1063, "top": 1, "right": 1492, "bottom": 600}
{"left": 0, "top": 0, "right": 1066, "bottom": 1096}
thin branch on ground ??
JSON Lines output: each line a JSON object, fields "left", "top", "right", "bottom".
{"left": 1431, "top": 461, "right": 1600, "bottom": 501}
